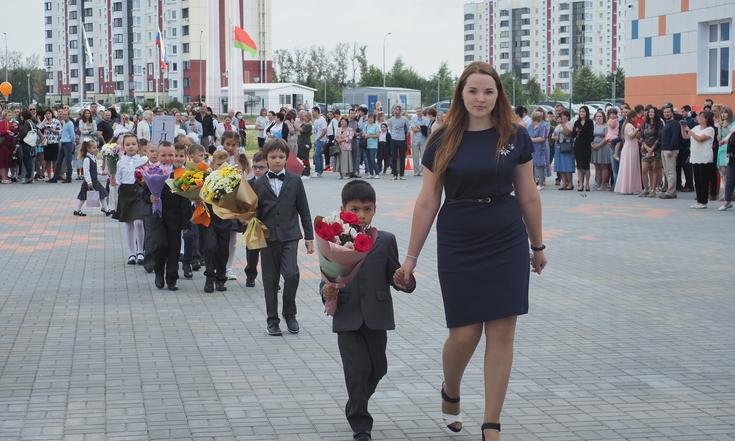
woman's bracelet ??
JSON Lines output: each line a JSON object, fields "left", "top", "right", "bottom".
{"left": 530, "top": 244, "right": 546, "bottom": 252}
{"left": 405, "top": 254, "right": 418, "bottom": 261}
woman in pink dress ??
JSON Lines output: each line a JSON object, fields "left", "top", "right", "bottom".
{"left": 614, "top": 111, "right": 643, "bottom": 195}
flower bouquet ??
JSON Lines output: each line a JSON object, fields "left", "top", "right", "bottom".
{"left": 167, "top": 162, "right": 212, "bottom": 226}
{"left": 101, "top": 142, "right": 119, "bottom": 176}
{"left": 200, "top": 164, "right": 268, "bottom": 249}
{"left": 314, "top": 211, "right": 377, "bottom": 315}
{"left": 139, "top": 164, "right": 172, "bottom": 216}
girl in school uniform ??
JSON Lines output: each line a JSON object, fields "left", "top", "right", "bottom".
{"left": 74, "top": 139, "right": 114, "bottom": 217}
{"left": 113, "top": 133, "right": 149, "bottom": 265}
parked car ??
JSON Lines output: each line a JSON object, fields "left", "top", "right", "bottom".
{"left": 426, "top": 100, "right": 451, "bottom": 113}
{"left": 330, "top": 102, "right": 352, "bottom": 114}
{"left": 530, "top": 104, "right": 556, "bottom": 114}
{"left": 313, "top": 102, "right": 328, "bottom": 114}
{"left": 69, "top": 101, "right": 106, "bottom": 116}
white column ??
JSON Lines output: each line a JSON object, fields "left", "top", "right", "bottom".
{"left": 227, "top": 0, "right": 244, "bottom": 114}
{"left": 206, "top": 0, "right": 222, "bottom": 114}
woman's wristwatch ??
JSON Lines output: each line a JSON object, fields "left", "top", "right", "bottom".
{"left": 530, "top": 244, "right": 546, "bottom": 252}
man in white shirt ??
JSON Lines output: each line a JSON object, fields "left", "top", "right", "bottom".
{"left": 327, "top": 109, "right": 341, "bottom": 170}
{"left": 137, "top": 110, "right": 153, "bottom": 142}
{"left": 410, "top": 108, "right": 430, "bottom": 176}
{"left": 311, "top": 106, "right": 327, "bottom": 177}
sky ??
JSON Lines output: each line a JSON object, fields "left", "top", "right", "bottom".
{"left": 5, "top": 0, "right": 464, "bottom": 78}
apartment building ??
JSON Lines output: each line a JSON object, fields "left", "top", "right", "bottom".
{"left": 463, "top": 0, "right": 625, "bottom": 96}
{"left": 44, "top": 0, "right": 272, "bottom": 107}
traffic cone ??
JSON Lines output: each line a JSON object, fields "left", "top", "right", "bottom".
{"left": 405, "top": 147, "right": 413, "bottom": 171}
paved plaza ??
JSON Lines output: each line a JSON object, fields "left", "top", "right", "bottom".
{"left": 0, "top": 175, "right": 733, "bottom": 441}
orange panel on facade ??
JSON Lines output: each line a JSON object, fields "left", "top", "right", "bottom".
{"left": 639, "top": 0, "right": 645, "bottom": 19}
{"left": 626, "top": 73, "right": 735, "bottom": 108}
{"left": 681, "top": 0, "right": 689, "bottom": 12}
{"left": 659, "top": 15, "right": 666, "bottom": 35}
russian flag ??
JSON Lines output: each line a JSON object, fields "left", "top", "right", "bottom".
{"left": 156, "top": 26, "right": 167, "bottom": 70}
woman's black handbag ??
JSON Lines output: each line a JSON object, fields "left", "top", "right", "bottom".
{"left": 558, "top": 140, "right": 573, "bottom": 153}
{"left": 329, "top": 143, "right": 341, "bottom": 157}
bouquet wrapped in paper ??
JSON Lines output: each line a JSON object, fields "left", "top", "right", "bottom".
{"left": 139, "top": 164, "right": 172, "bottom": 216}
{"left": 166, "top": 161, "right": 212, "bottom": 226}
{"left": 200, "top": 164, "right": 268, "bottom": 249}
{"left": 315, "top": 211, "right": 377, "bottom": 315}
{"left": 101, "top": 142, "right": 119, "bottom": 176}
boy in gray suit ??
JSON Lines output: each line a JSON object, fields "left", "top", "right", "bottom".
{"left": 321, "top": 180, "right": 416, "bottom": 441}
{"left": 254, "top": 139, "right": 314, "bottom": 336}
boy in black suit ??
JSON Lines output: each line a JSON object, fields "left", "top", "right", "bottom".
{"left": 253, "top": 139, "right": 314, "bottom": 336}
{"left": 321, "top": 180, "right": 416, "bottom": 441}
{"left": 146, "top": 142, "right": 193, "bottom": 291}
{"left": 244, "top": 151, "right": 268, "bottom": 287}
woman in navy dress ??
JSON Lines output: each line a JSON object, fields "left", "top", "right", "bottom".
{"left": 396, "top": 62, "right": 546, "bottom": 441}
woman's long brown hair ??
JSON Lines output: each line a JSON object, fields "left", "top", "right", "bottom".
{"left": 427, "top": 61, "right": 517, "bottom": 190}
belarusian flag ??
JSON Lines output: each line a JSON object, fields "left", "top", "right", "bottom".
{"left": 233, "top": 26, "right": 257, "bottom": 57}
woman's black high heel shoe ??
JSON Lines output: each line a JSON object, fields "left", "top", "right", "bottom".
{"left": 481, "top": 422, "right": 501, "bottom": 440}
{"left": 441, "top": 383, "right": 463, "bottom": 433}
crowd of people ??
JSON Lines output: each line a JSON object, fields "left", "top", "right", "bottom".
{"left": 518, "top": 98, "right": 735, "bottom": 211}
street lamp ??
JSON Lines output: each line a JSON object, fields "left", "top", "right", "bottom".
{"left": 382, "top": 32, "right": 392, "bottom": 88}
{"left": 26, "top": 73, "right": 31, "bottom": 105}
{"left": 323, "top": 77, "right": 327, "bottom": 107}
{"left": 199, "top": 29, "right": 204, "bottom": 104}
{"left": 2, "top": 32, "right": 7, "bottom": 82}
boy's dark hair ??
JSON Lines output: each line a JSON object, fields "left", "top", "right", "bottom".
{"left": 262, "top": 138, "right": 290, "bottom": 157}
{"left": 159, "top": 141, "right": 173, "bottom": 149}
{"left": 341, "top": 180, "right": 376, "bottom": 205}
{"left": 139, "top": 138, "right": 149, "bottom": 147}
{"left": 252, "top": 151, "right": 265, "bottom": 163}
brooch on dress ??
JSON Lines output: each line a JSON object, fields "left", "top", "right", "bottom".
{"left": 499, "top": 143, "right": 515, "bottom": 156}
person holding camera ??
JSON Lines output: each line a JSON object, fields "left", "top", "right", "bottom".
{"left": 410, "top": 107, "right": 430, "bottom": 177}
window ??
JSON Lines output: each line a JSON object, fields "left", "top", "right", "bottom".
{"left": 70, "top": 54, "right": 78, "bottom": 63}
{"left": 83, "top": 7, "right": 92, "bottom": 17}
{"left": 500, "top": 10, "right": 509, "bottom": 16}
{"left": 182, "top": 25, "right": 189, "bottom": 36}
{"left": 45, "top": 57, "right": 53, "bottom": 67}
{"left": 45, "top": 30, "right": 52, "bottom": 38}
{"left": 182, "top": 43, "right": 190, "bottom": 53}
{"left": 85, "top": 68, "right": 94, "bottom": 77}
{"left": 500, "top": 20, "right": 509, "bottom": 27}
{"left": 113, "top": 2, "right": 122, "bottom": 11}
{"left": 70, "top": 40, "right": 78, "bottom": 49}
{"left": 279, "top": 94, "right": 292, "bottom": 105}
{"left": 84, "top": 23, "right": 92, "bottom": 32}
{"left": 705, "top": 21, "right": 731, "bottom": 88}
{"left": 500, "top": 63, "right": 509, "bottom": 70}
{"left": 47, "top": 85, "right": 54, "bottom": 94}
{"left": 673, "top": 33, "right": 681, "bottom": 54}
{"left": 464, "top": 13, "right": 474, "bottom": 20}
{"left": 71, "top": 84, "right": 78, "bottom": 92}
{"left": 500, "top": 53, "right": 509, "bottom": 59}
{"left": 71, "top": 69, "right": 79, "bottom": 78}
{"left": 45, "top": 1, "right": 51, "bottom": 10}
{"left": 114, "top": 65, "right": 124, "bottom": 74}
{"left": 464, "top": 55, "right": 474, "bottom": 62}
{"left": 632, "top": 20, "right": 638, "bottom": 39}
{"left": 171, "top": 45, "right": 177, "bottom": 54}
{"left": 644, "top": 37, "right": 652, "bottom": 57}
{"left": 464, "top": 34, "right": 474, "bottom": 41}
{"left": 465, "top": 24, "right": 474, "bottom": 31}
{"left": 560, "top": 14, "right": 569, "bottom": 22}
{"left": 116, "top": 81, "right": 125, "bottom": 90}
{"left": 182, "top": 8, "right": 189, "bottom": 18}
{"left": 45, "top": 44, "right": 53, "bottom": 52}
{"left": 183, "top": 61, "right": 191, "bottom": 70}
{"left": 172, "top": 80, "right": 177, "bottom": 88}
{"left": 113, "top": 34, "right": 123, "bottom": 44}
{"left": 560, "top": 3, "right": 569, "bottom": 10}
{"left": 87, "top": 38, "right": 93, "bottom": 48}
{"left": 84, "top": 83, "right": 94, "bottom": 92}
{"left": 113, "top": 18, "right": 123, "bottom": 27}
{"left": 114, "top": 50, "right": 124, "bottom": 59}
{"left": 45, "top": 16, "right": 52, "bottom": 24}
{"left": 172, "top": 62, "right": 177, "bottom": 72}
{"left": 465, "top": 44, "right": 475, "bottom": 51}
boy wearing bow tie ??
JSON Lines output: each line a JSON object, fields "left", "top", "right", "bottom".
{"left": 254, "top": 139, "right": 314, "bottom": 336}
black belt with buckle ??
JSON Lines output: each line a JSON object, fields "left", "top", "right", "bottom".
{"left": 444, "top": 194, "right": 512, "bottom": 205}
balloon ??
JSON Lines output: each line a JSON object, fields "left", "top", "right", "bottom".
{"left": 0, "top": 81, "right": 11, "bottom": 97}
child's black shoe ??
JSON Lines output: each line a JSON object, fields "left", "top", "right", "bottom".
{"left": 182, "top": 263, "right": 193, "bottom": 279}
{"left": 215, "top": 280, "right": 227, "bottom": 292}
{"left": 154, "top": 273, "right": 165, "bottom": 289}
{"left": 204, "top": 277, "right": 214, "bottom": 293}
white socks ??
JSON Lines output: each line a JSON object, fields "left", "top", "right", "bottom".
{"left": 125, "top": 220, "right": 145, "bottom": 256}
{"left": 227, "top": 231, "right": 237, "bottom": 270}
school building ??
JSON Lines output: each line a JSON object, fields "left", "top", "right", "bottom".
{"left": 625, "top": 0, "right": 735, "bottom": 109}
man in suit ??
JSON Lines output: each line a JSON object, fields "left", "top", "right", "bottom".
{"left": 321, "top": 180, "right": 415, "bottom": 441}
{"left": 254, "top": 139, "right": 314, "bottom": 336}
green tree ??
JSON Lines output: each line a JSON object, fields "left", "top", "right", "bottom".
{"left": 603, "top": 67, "right": 625, "bottom": 101}
{"left": 572, "top": 66, "right": 606, "bottom": 102}
{"left": 0, "top": 51, "right": 45, "bottom": 105}
{"left": 359, "top": 65, "right": 385, "bottom": 87}
{"left": 525, "top": 77, "right": 544, "bottom": 105}
{"left": 423, "top": 61, "right": 455, "bottom": 104}
{"left": 499, "top": 72, "right": 523, "bottom": 106}
{"left": 550, "top": 86, "right": 570, "bottom": 103}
